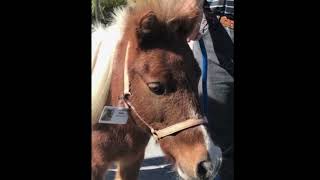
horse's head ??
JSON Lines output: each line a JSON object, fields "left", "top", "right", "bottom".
{"left": 115, "top": 1, "right": 222, "bottom": 179}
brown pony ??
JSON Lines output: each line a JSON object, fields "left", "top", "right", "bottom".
{"left": 91, "top": 0, "right": 221, "bottom": 179}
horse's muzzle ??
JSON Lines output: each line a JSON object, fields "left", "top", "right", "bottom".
{"left": 197, "top": 144, "right": 223, "bottom": 180}
{"left": 197, "top": 160, "right": 213, "bottom": 180}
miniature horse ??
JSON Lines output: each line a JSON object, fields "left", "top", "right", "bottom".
{"left": 92, "top": 0, "right": 221, "bottom": 179}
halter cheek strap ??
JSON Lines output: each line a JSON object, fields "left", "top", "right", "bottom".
{"left": 122, "top": 41, "right": 207, "bottom": 141}
{"left": 123, "top": 40, "right": 131, "bottom": 97}
{"left": 153, "top": 118, "right": 208, "bottom": 140}
{"left": 123, "top": 98, "right": 207, "bottom": 141}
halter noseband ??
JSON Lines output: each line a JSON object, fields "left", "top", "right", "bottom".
{"left": 122, "top": 41, "right": 207, "bottom": 141}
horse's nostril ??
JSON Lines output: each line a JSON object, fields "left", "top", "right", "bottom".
{"left": 197, "top": 160, "right": 213, "bottom": 179}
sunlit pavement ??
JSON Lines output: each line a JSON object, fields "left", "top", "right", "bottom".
{"left": 106, "top": 138, "right": 177, "bottom": 180}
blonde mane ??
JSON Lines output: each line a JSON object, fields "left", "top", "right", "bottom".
{"left": 91, "top": 7, "right": 128, "bottom": 125}
{"left": 129, "top": 0, "right": 203, "bottom": 21}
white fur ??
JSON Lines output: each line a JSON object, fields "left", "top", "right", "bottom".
{"left": 177, "top": 166, "right": 191, "bottom": 180}
{"left": 91, "top": 7, "right": 128, "bottom": 124}
{"left": 200, "top": 125, "right": 223, "bottom": 178}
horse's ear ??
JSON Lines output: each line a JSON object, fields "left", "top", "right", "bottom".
{"left": 167, "top": 0, "right": 202, "bottom": 39}
{"left": 136, "top": 11, "right": 160, "bottom": 45}
{"left": 169, "top": 18, "right": 197, "bottom": 38}
{"left": 168, "top": 11, "right": 201, "bottom": 39}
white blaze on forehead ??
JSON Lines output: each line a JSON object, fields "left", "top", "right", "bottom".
{"left": 200, "top": 125, "right": 223, "bottom": 178}
{"left": 200, "top": 125, "right": 214, "bottom": 159}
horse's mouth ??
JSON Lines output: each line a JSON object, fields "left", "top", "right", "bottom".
{"left": 176, "top": 165, "right": 210, "bottom": 180}
{"left": 176, "top": 161, "right": 219, "bottom": 180}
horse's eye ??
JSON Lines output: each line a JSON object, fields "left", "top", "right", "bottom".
{"left": 147, "top": 82, "right": 165, "bottom": 95}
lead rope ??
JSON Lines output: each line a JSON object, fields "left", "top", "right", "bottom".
{"left": 200, "top": 3, "right": 223, "bottom": 179}
{"left": 199, "top": 38, "right": 208, "bottom": 116}
{"left": 199, "top": 36, "right": 222, "bottom": 180}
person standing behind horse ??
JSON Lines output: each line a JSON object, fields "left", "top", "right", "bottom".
{"left": 188, "top": 0, "right": 234, "bottom": 180}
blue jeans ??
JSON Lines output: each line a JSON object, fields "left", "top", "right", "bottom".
{"left": 192, "top": 14, "right": 234, "bottom": 180}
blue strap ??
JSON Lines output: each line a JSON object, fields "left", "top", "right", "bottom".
{"left": 199, "top": 38, "right": 208, "bottom": 116}
{"left": 215, "top": 175, "right": 222, "bottom": 180}
{"left": 199, "top": 38, "right": 221, "bottom": 180}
